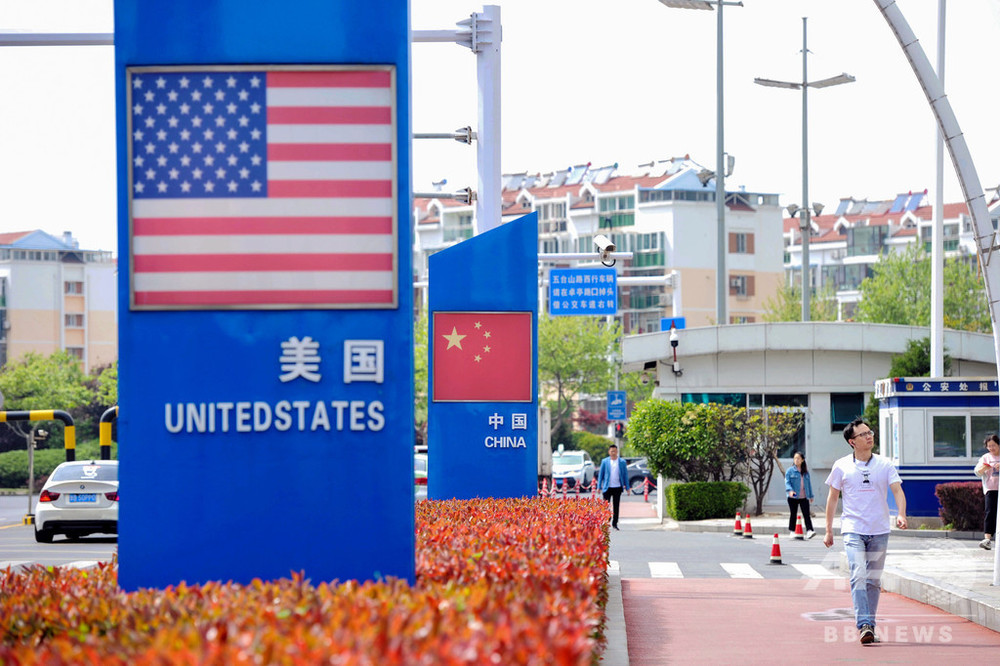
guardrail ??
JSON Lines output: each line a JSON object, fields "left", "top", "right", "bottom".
{"left": 0, "top": 410, "right": 76, "bottom": 461}
{"left": 99, "top": 405, "right": 118, "bottom": 461}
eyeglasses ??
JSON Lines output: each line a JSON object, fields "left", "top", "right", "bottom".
{"left": 853, "top": 430, "right": 874, "bottom": 439}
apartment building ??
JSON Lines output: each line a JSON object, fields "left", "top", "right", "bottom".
{"left": 782, "top": 191, "right": 997, "bottom": 320}
{"left": 0, "top": 230, "right": 117, "bottom": 372}
{"left": 414, "top": 158, "right": 785, "bottom": 332}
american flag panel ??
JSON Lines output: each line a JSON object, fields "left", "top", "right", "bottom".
{"left": 127, "top": 66, "right": 397, "bottom": 310}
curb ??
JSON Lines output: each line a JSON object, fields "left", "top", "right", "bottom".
{"left": 881, "top": 566, "right": 1000, "bottom": 634}
{"left": 601, "top": 566, "right": 629, "bottom": 665}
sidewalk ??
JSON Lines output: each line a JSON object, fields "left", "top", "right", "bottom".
{"left": 602, "top": 501, "right": 1000, "bottom": 664}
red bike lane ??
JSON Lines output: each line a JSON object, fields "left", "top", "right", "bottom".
{"left": 622, "top": 577, "right": 999, "bottom": 664}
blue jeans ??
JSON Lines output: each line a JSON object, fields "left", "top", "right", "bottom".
{"left": 843, "top": 532, "right": 889, "bottom": 629}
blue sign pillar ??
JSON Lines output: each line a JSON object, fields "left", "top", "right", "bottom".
{"left": 114, "top": 0, "right": 414, "bottom": 589}
{"left": 427, "top": 214, "right": 538, "bottom": 499}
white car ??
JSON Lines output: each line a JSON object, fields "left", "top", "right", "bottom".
{"left": 34, "top": 460, "right": 119, "bottom": 543}
{"left": 552, "top": 450, "right": 595, "bottom": 491}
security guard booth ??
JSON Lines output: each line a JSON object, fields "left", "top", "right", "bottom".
{"left": 876, "top": 377, "right": 999, "bottom": 516}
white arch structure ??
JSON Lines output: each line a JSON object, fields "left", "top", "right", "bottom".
{"left": 874, "top": 0, "right": 1000, "bottom": 584}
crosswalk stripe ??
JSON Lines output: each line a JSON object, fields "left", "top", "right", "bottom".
{"left": 0, "top": 561, "right": 30, "bottom": 571}
{"left": 791, "top": 563, "right": 841, "bottom": 579}
{"left": 649, "top": 561, "right": 683, "bottom": 578}
{"left": 720, "top": 562, "right": 763, "bottom": 579}
{"left": 63, "top": 561, "right": 99, "bottom": 570}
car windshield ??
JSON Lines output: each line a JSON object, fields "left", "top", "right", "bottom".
{"left": 50, "top": 463, "right": 118, "bottom": 482}
{"left": 553, "top": 453, "right": 585, "bottom": 466}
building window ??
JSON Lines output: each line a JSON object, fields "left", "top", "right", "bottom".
{"left": 64, "top": 314, "right": 85, "bottom": 328}
{"left": 729, "top": 315, "right": 755, "bottom": 324}
{"left": 443, "top": 214, "right": 473, "bottom": 243}
{"left": 729, "top": 232, "right": 754, "bottom": 254}
{"left": 830, "top": 393, "right": 864, "bottom": 431}
{"left": 66, "top": 347, "right": 84, "bottom": 360}
{"left": 931, "top": 413, "right": 999, "bottom": 458}
{"left": 729, "top": 275, "right": 755, "bottom": 297}
{"left": 65, "top": 281, "right": 84, "bottom": 295}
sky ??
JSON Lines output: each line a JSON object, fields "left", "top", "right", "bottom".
{"left": 0, "top": 0, "right": 998, "bottom": 253}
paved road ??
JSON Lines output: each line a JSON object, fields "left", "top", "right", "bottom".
{"left": 609, "top": 496, "right": 1000, "bottom": 662}
{"left": 0, "top": 494, "right": 116, "bottom": 569}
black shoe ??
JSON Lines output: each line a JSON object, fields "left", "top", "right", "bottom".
{"left": 859, "top": 625, "right": 875, "bottom": 645}
{"left": 612, "top": 525, "right": 620, "bottom": 531}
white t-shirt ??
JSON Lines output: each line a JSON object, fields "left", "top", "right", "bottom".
{"left": 825, "top": 453, "right": 902, "bottom": 536}
{"left": 609, "top": 459, "right": 622, "bottom": 488}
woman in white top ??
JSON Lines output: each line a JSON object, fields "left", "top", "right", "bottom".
{"left": 974, "top": 434, "right": 1000, "bottom": 550}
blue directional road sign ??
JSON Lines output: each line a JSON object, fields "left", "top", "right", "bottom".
{"left": 661, "top": 317, "right": 686, "bottom": 330}
{"left": 549, "top": 268, "right": 617, "bottom": 316}
{"left": 607, "top": 390, "right": 627, "bottom": 421}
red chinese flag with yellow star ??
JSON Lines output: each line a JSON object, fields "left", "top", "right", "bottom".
{"left": 432, "top": 311, "right": 532, "bottom": 402}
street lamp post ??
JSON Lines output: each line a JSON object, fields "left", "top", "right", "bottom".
{"left": 755, "top": 17, "right": 854, "bottom": 322}
{"left": 659, "top": 0, "right": 743, "bottom": 326}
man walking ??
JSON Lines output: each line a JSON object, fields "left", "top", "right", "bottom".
{"left": 598, "top": 444, "right": 628, "bottom": 531}
{"left": 824, "top": 418, "right": 907, "bottom": 645}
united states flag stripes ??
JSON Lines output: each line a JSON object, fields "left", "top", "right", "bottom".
{"left": 127, "top": 66, "right": 397, "bottom": 310}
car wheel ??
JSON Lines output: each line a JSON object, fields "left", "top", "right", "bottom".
{"left": 630, "top": 477, "right": 645, "bottom": 495}
{"left": 34, "top": 527, "right": 54, "bottom": 543}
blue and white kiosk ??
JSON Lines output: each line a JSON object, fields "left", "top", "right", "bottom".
{"left": 875, "top": 377, "right": 999, "bottom": 517}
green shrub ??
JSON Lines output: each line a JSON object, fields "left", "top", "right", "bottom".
{"left": 935, "top": 481, "right": 984, "bottom": 532}
{"left": 627, "top": 399, "right": 743, "bottom": 482}
{"left": 665, "top": 481, "right": 749, "bottom": 521}
{"left": 0, "top": 440, "right": 117, "bottom": 488}
{"left": 570, "top": 430, "right": 613, "bottom": 464}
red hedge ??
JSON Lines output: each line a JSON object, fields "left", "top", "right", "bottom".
{"left": 0, "top": 497, "right": 609, "bottom": 664}
{"left": 935, "top": 481, "right": 985, "bottom": 532}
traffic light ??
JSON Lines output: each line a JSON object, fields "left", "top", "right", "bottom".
{"left": 614, "top": 422, "right": 625, "bottom": 438}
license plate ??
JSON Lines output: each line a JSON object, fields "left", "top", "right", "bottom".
{"left": 69, "top": 493, "right": 96, "bottom": 503}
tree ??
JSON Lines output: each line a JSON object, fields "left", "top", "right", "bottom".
{"left": 762, "top": 283, "right": 838, "bottom": 322}
{"left": 413, "top": 310, "right": 428, "bottom": 446}
{"left": 538, "top": 315, "right": 618, "bottom": 442}
{"left": 0, "top": 352, "right": 94, "bottom": 452}
{"left": 740, "top": 408, "right": 805, "bottom": 515}
{"left": 854, "top": 245, "right": 990, "bottom": 332}
{"left": 861, "top": 336, "right": 950, "bottom": 449}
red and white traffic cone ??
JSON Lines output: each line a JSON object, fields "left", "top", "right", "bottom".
{"left": 743, "top": 515, "right": 754, "bottom": 539}
{"left": 769, "top": 534, "right": 783, "bottom": 565}
{"left": 643, "top": 477, "right": 650, "bottom": 503}
{"left": 562, "top": 480, "right": 567, "bottom": 500}
{"left": 733, "top": 512, "right": 743, "bottom": 537}
{"left": 794, "top": 515, "right": 805, "bottom": 541}
{"left": 592, "top": 478, "right": 597, "bottom": 499}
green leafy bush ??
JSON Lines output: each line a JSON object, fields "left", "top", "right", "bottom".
{"left": 0, "top": 441, "right": 117, "bottom": 488}
{"left": 570, "top": 430, "right": 613, "bottom": 464}
{"left": 627, "top": 400, "right": 743, "bottom": 482}
{"left": 665, "top": 481, "right": 749, "bottom": 521}
{"left": 935, "top": 481, "right": 984, "bottom": 532}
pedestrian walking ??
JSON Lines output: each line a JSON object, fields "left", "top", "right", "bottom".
{"left": 784, "top": 450, "right": 815, "bottom": 539}
{"left": 824, "top": 418, "right": 907, "bottom": 645}
{"left": 974, "top": 434, "right": 1000, "bottom": 550}
{"left": 598, "top": 444, "right": 628, "bottom": 531}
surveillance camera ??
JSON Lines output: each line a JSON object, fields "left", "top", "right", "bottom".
{"left": 640, "top": 371, "right": 650, "bottom": 385}
{"left": 669, "top": 328, "right": 679, "bottom": 348}
{"left": 593, "top": 234, "right": 615, "bottom": 255}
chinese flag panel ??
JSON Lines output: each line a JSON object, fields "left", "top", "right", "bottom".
{"left": 432, "top": 311, "right": 532, "bottom": 402}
